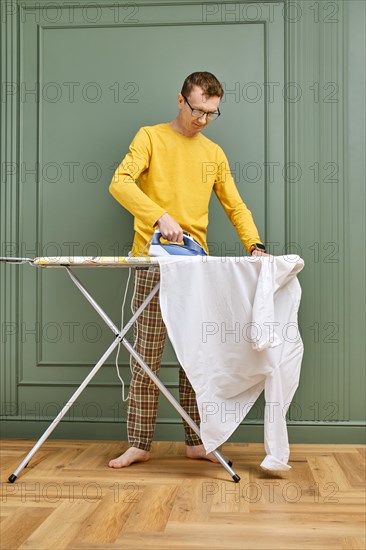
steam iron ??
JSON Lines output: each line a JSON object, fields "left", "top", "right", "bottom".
{"left": 148, "top": 230, "right": 207, "bottom": 257}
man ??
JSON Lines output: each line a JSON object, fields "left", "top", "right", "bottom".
{"left": 108, "top": 71, "right": 267, "bottom": 468}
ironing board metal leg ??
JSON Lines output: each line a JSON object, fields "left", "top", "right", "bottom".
{"left": 122, "top": 338, "right": 240, "bottom": 482}
{"left": 8, "top": 274, "right": 161, "bottom": 483}
{"left": 8, "top": 337, "right": 121, "bottom": 483}
{"left": 67, "top": 271, "right": 239, "bottom": 480}
{"left": 8, "top": 268, "right": 240, "bottom": 483}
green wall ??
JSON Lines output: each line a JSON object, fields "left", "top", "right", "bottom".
{"left": 1, "top": 0, "right": 365, "bottom": 444}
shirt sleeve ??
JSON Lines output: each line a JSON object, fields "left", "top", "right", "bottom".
{"left": 213, "top": 146, "right": 264, "bottom": 252}
{"left": 109, "top": 127, "right": 166, "bottom": 227}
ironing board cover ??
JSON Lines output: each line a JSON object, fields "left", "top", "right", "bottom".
{"left": 33, "top": 256, "right": 159, "bottom": 267}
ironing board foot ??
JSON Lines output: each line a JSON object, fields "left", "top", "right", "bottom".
{"left": 232, "top": 474, "right": 241, "bottom": 483}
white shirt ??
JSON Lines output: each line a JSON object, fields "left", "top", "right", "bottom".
{"left": 157, "top": 255, "right": 304, "bottom": 471}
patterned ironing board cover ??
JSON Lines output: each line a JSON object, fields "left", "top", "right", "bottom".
{"left": 34, "top": 256, "right": 159, "bottom": 267}
{"left": 0, "top": 256, "right": 159, "bottom": 267}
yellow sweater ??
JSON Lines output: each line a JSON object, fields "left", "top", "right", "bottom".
{"left": 109, "top": 123, "right": 263, "bottom": 256}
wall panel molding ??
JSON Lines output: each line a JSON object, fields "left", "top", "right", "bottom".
{"left": 17, "top": 0, "right": 284, "bottom": 370}
{"left": 0, "top": 0, "right": 20, "bottom": 416}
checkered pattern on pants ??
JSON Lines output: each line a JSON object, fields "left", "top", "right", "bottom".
{"left": 128, "top": 267, "right": 202, "bottom": 451}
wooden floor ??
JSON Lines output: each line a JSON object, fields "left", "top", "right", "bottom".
{"left": 0, "top": 440, "right": 365, "bottom": 550}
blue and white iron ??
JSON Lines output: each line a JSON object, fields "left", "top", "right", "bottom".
{"left": 148, "top": 230, "right": 207, "bottom": 257}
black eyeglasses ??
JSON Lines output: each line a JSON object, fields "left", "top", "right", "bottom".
{"left": 182, "top": 95, "right": 221, "bottom": 121}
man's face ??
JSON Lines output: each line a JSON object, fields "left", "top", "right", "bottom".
{"left": 177, "top": 86, "right": 221, "bottom": 136}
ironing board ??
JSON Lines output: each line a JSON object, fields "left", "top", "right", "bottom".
{"left": 0, "top": 256, "right": 240, "bottom": 483}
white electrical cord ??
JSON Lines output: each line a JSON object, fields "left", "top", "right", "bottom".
{"left": 114, "top": 236, "right": 154, "bottom": 402}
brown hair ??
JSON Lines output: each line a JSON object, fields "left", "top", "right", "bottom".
{"left": 181, "top": 72, "right": 224, "bottom": 99}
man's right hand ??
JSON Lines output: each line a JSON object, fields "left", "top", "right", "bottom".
{"left": 157, "top": 213, "right": 184, "bottom": 242}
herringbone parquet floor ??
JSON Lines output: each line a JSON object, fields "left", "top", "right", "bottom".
{"left": 0, "top": 440, "right": 365, "bottom": 549}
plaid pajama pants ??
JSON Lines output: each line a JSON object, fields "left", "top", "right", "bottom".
{"left": 128, "top": 267, "right": 202, "bottom": 450}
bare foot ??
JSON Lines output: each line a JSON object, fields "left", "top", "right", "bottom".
{"left": 108, "top": 446, "right": 151, "bottom": 468}
{"left": 185, "top": 444, "right": 226, "bottom": 464}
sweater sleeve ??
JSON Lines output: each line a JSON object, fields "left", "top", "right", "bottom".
{"left": 109, "top": 127, "right": 166, "bottom": 227}
{"left": 213, "top": 146, "right": 264, "bottom": 252}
